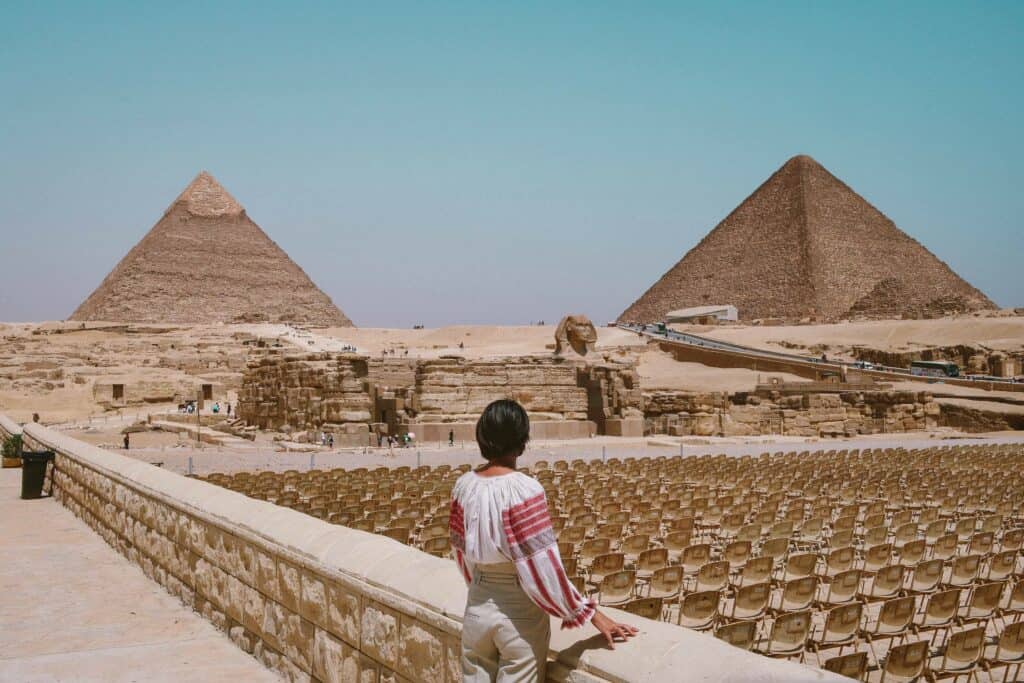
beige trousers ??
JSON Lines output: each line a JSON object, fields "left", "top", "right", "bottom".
{"left": 462, "top": 562, "right": 550, "bottom": 682}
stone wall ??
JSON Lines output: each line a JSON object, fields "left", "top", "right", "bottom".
{"left": 240, "top": 352, "right": 644, "bottom": 438}
{"left": 3, "top": 414, "right": 838, "bottom": 683}
{"left": 239, "top": 352, "right": 373, "bottom": 433}
{"left": 644, "top": 390, "right": 942, "bottom": 437}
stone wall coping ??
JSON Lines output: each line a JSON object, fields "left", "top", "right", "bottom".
{"left": 0, "top": 414, "right": 22, "bottom": 438}
{"left": 16, "top": 416, "right": 841, "bottom": 682}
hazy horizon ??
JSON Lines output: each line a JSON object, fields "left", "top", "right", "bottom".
{"left": 2, "top": 2, "right": 1021, "bottom": 326}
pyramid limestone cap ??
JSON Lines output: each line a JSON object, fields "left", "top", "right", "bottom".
{"left": 172, "top": 171, "right": 243, "bottom": 217}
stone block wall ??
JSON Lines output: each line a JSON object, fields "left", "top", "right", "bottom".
{"left": 240, "top": 352, "right": 643, "bottom": 437}
{"left": 644, "top": 390, "right": 942, "bottom": 437}
{"left": 3, "top": 414, "right": 839, "bottom": 683}
{"left": 239, "top": 352, "right": 373, "bottom": 431}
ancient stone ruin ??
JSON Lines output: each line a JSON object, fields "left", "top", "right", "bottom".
{"left": 618, "top": 155, "right": 995, "bottom": 323}
{"left": 238, "top": 350, "right": 644, "bottom": 443}
{"left": 70, "top": 172, "right": 353, "bottom": 326}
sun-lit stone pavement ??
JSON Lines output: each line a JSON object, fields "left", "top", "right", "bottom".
{"left": 0, "top": 468, "right": 280, "bottom": 683}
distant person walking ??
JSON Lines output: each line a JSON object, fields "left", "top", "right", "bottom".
{"left": 123, "top": 433, "right": 130, "bottom": 450}
{"left": 449, "top": 429, "right": 455, "bottom": 447}
{"left": 450, "top": 399, "right": 636, "bottom": 681}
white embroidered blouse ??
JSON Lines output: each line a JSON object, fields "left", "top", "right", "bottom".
{"left": 449, "top": 470, "right": 596, "bottom": 628}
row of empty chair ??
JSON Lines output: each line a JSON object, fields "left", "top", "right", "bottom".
{"left": 199, "top": 442, "right": 1024, "bottom": 680}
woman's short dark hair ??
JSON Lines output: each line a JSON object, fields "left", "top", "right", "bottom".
{"left": 476, "top": 399, "right": 530, "bottom": 460}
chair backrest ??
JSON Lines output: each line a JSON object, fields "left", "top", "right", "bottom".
{"left": 580, "top": 538, "right": 611, "bottom": 559}
{"left": 864, "top": 543, "right": 892, "bottom": 570}
{"left": 784, "top": 552, "right": 818, "bottom": 578}
{"left": 951, "top": 554, "right": 982, "bottom": 582}
{"left": 883, "top": 640, "right": 929, "bottom": 680}
{"left": 664, "top": 531, "right": 692, "bottom": 551}
{"left": 733, "top": 582, "right": 770, "bottom": 613}
{"left": 715, "top": 620, "right": 757, "bottom": 650}
{"left": 723, "top": 540, "right": 752, "bottom": 566}
{"left": 650, "top": 566, "right": 683, "bottom": 594}
{"left": 760, "top": 537, "right": 788, "bottom": 561}
{"left": 876, "top": 596, "right": 916, "bottom": 633}
{"left": 599, "top": 570, "right": 635, "bottom": 600}
{"left": 381, "top": 526, "right": 409, "bottom": 543}
{"left": 681, "top": 590, "right": 720, "bottom": 622}
{"left": 968, "top": 531, "right": 994, "bottom": 555}
{"left": 830, "top": 528, "right": 855, "bottom": 549}
{"left": 736, "top": 522, "right": 761, "bottom": 543}
{"left": 621, "top": 597, "right": 662, "bottom": 620}
{"left": 740, "top": 556, "right": 773, "bottom": 584}
{"left": 695, "top": 560, "right": 730, "bottom": 592}
{"left": 823, "top": 652, "right": 867, "bottom": 680}
{"left": 988, "top": 549, "right": 1017, "bottom": 580}
{"left": 922, "top": 588, "right": 960, "bottom": 623}
{"left": 877, "top": 563, "right": 906, "bottom": 593}
{"left": 827, "top": 569, "right": 862, "bottom": 603}
{"left": 621, "top": 534, "right": 650, "bottom": 554}
{"left": 681, "top": 543, "right": 712, "bottom": 570}
{"left": 768, "top": 610, "right": 811, "bottom": 650}
{"left": 993, "top": 622, "right": 1024, "bottom": 664}
{"left": 422, "top": 535, "right": 450, "bottom": 555}
{"left": 1002, "top": 527, "right": 1024, "bottom": 551}
{"left": 780, "top": 576, "right": 818, "bottom": 609}
{"left": 910, "top": 558, "right": 944, "bottom": 589}
{"left": 864, "top": 525, "right": 889, "bottom": 547}
{"left": 823, "top": 602, "right": 863, "bottom": 641}
{"left": 933, "top": 532, "right": 959, "bottom": 560}
{"left": 591, "top": 552, "right": 625, "bottom": 575}
{"left": 898, "top": 539, "right": 926, "bottom": 565}
{"left": 826, "top": 546, "right": 855, "bottom": 573}
{"left": 969, "top": 581, "right": 1005, "bottom": 613}
{"left": 559, "top": 525, "right": 586, "bottom": 544}
{"left": 637, "top": 547, "right": 668, "bottom": 571}
{"left": 924, "top": 518, "right": 947, "bottom": 541}
{"left": 941, "top": 626, "right": 985, "bottom": 673}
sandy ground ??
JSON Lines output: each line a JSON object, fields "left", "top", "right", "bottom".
{"left": 690, "top": 316, "right": 1024, "bottom": 356}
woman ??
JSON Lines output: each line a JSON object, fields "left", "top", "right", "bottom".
{"left": 450, "top": 399, "right": 638, "bottom": 682}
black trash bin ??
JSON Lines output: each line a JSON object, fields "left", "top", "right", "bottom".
{"left": 21, "top": 450, "right": 54, "bottom": 499}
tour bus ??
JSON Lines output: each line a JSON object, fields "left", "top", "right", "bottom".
{"left": 910, "top": 360, "right": 960, "bottom": 378}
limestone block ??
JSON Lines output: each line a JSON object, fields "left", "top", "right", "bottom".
{"left": 301, "top": 570, "right": 329, "bottom": 629}
{"left": 278, "top": 558, "right": 302, "bottom": 612}
{"left": 255, "top": 549, "right": 280, "bottom": 602}
{"left": 328, "top": 581, "right": 362, "bottom": 647}
{"left": 396, "top": 617, "right": 445, "bottom": 682}
{"left": 444, "top": 635, "right": 461, "bottom": 683}
{"left": 313, "top": 628, "right": 360, "bottom": 683}
{"left": 361, "top": 600, "right": 400, "bottom": 668}
{"left": 229, "top": 624, "right": 256, "bottom": 654}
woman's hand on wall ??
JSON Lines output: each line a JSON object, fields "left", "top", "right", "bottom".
{"left": 591, "top": 610, "right": 639, "bottom": 649}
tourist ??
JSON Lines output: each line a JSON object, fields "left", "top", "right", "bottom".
{"left": 213, "top": 402, "right": 220, "bottom": 414}
{"left": 123, "top": 433, "right": 130, "bottom": 450}
{"left": 226, "top": 403, "right": 232, "bottom": 417}
{"left": 450, "top": 400, "right": 637, "bottom": 681}
{"left": 449, "top": 429, "right": 455, "bottom": 447}
{"left": 328, "top": 433, "right": 334, "bottom": 448}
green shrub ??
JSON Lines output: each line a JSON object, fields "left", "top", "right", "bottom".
{"left": 2, "top": 434, "right": 22, "bottom": 459}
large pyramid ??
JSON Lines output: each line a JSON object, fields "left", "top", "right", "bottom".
{"left": 70, "top": 172, "right": 353, "bottom": 326}
{"left": 618, "top": 155, "right": 995, "bottom": 323}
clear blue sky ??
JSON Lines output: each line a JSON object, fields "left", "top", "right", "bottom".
{"left": 1, "top": 1, "right": 1021, "bottom": 326}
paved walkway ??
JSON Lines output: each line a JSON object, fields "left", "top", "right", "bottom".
{"left": 0, "top": 469, "right": 279, "bottom": 683}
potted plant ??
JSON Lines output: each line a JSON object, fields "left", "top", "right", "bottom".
{"left": 2, "top": 434, "right": 22, "bottom": 468}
